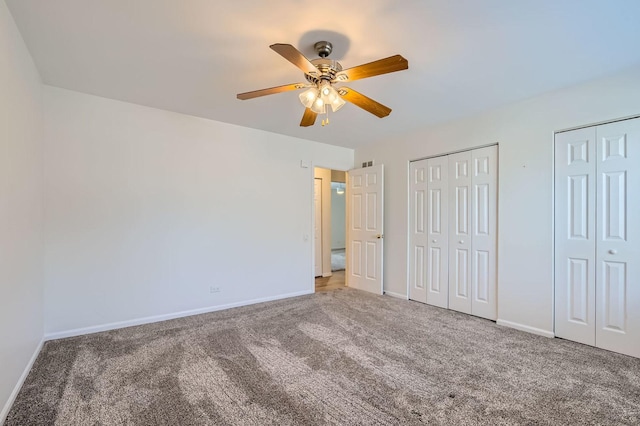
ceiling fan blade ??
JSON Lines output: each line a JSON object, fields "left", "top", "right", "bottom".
{"left": 270, "top": 43, "right": 319, "bottom": 76}
{"left": 237, "top": 83, "right": 306, "bottom": 100}
{"left": 300, "top": 108, "right": 317, "bottom": 127}
{"left": 336, "top": 55, "right": 408, "bottom": 82}
{"left": 339, "top": 87, "right": 392, "bottom": 118}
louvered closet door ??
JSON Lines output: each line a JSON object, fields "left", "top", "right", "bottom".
{"left": 554, "top": 127, "right": 597, "bottom": 346}
{"left": 595, "top": 119, "right": 640, "bottom": 358}
{"left": 448, "top": 151, "right": 473, "bottom": 314}
{"left": 409, "top": 160, "right": 428, "bottom": 303}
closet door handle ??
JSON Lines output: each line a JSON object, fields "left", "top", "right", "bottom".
{"left": 608, "top": 249, "right": 617, "bottom": 255}
{"left": 432, "top": 239, "right": 437, "bottom": 243}
{"left": 458, "top": 240, "right": 464, "bottom": 244}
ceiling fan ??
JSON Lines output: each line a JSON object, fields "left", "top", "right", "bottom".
{"left": 236, "top": 41, "right": 408, "bottom": 127}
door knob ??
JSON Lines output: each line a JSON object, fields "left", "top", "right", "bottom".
{"left": 432, "top": 239, "right": 437, "bottom": 243}
{"left": 375, "top": 234, "right": 384, "bottom": 239}
{"left": 608, "top": 249, "right": 617, "bottom": 255}
{"left": 459, "top": 240, "right": 464, "bottom": 244}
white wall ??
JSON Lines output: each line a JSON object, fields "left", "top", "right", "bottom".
{"left": 355, "top": 65, "right": 640, "bottom": 336}
{"left": 331, "top": 184, "right": 346, "bottom": 249}
{"left": 43, "top": 86, "right": 353, "bottom": 336}
{"left": 0, "top": 1, "right": 44, "bottom": 421}
{"left": 313, "top": 167, "right": 332, "bottom": 277}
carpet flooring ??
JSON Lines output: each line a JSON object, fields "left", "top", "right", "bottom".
{"left": 7, "top": 288, "right": 640, "bottom": 425}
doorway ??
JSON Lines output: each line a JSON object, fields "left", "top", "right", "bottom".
{"left": 314, "top": 167, "right": 347, "bottom": 291}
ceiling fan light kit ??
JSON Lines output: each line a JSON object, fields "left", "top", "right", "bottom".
{"left": 237, "top": 40, "right": 408, "bottom": 127}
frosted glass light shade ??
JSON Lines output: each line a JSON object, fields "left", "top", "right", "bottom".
{"left": 310, "top": 97, "right": 325, "bottom": 114}
{"left": 330, "top": 94, "right": 346, "bottom": 112}
{"left": 298, "top": 88, "right": 317, "bottom": 109}
{"left": 299, "top": 83, "right": 342, "bottom": 115}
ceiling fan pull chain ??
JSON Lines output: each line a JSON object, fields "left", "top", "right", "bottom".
{"left": 322, "top": 108, "right": 329, "bottom": 126}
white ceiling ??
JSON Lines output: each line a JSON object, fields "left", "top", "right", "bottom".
{"left": 6, "top": 0, "right": 640, "bottom": 149}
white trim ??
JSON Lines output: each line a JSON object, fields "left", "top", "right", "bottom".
{"left": 322, "top": 272, "right": 332, "bottom": 278}
{"left": 1, "top": 339, "right": 44, "bottom": 425}
{"left": 496, "top": 319, "right": 555, "bottom": 338}
{"left": 44, "top": 290, "right": 313, "bottom": 341}
{"left": 408, "top": 142, "right": 499, "bottom": 164}
{"left": 384, "top": 291, "right": 408, "bottom": 300}
{"left": 555, "top": 113, "right": 640, "bottom": 134}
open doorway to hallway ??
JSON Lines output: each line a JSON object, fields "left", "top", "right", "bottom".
{"left": 314, "top": 167, "right": 346, "bottom": 292}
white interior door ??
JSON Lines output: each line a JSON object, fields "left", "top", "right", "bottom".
{"left": 595, "top": 119, "right": 640, "bottom": 358}
{"left": 347, "top": 165, "right": 384, "bottom": 295}
{"left": 426, "top": 156, "right": 449, "bottom": 308}
{"left": 314, "top": 178, "right": 323, "bottom": 277}
{"left": 555, "top": 127, "right": 597, "bottom": 346}
{"left": 409, "top": 160, "right": 428, "bottom": 303}
{"left": 448, "top": 151, "right": 472, "bottom": 314}
{"left": 471, "top": 146, "right": 498, "bottom": 320}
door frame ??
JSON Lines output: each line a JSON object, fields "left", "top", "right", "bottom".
{"left": 310, "top": 165, "right": 349, "bottom": 293}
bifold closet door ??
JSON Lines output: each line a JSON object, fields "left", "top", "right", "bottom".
{"left": 555, "top": 118, "right": 640, "bottom": 358}
{"left": 447, "top": 147, "right": 498, "bottom": 319}
{"left": 426, "top": 156, "right": 449, "bottom": 308}
{"left": 554, "top": 127, "right": 597, "bottom": 346}
{"left": 409, "top": 160, "right": 429, "bottom": 303}
{"left": 409, "top": 157, "right": 449, "bottom": 306}
{"left": 595, "top": 119, "right": 640, "bottom": 358}
{"left": 448, "top": 151, "right": 473, "bottom": 314}
{"left": 409, "top": 147, "right": 497, "bottom": 319}
{"left": 470, "top": 146, "right": 498, "bottom": 320}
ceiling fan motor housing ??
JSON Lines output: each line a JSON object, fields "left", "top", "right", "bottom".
{"left": 306, "top": 58, "right": 343, "bottom": 84}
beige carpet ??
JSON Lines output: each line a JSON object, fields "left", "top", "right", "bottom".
{"left": 7, "top": 288, "right": 640, "bottom": 425}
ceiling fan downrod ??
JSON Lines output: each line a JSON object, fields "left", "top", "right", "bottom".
{"left": 314, "top": 41, "right": 333, "bottom": 58}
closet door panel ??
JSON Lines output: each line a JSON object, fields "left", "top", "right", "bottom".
{"left": 448, "top": 151, "right": 472, "bottom": 314}
{"left": 426, "top": 156, "right": 449, "bottom": 308}
{"left": 471, "top": 146, "right": 498, "bottom": 320}
{"left": 555, "top": 127, "right": 597, "bottom": 346}
{"left": 409, "top": 160, "right": 428, "bottom": 303}
{"left": 595, "top": 118, "right": 640, "bottom": 358}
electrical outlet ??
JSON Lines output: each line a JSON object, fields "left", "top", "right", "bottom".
{"left": 209, "top": 286, "right": 221, "bottom": 293}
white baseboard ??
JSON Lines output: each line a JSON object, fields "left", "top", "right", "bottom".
{"left": 44, "top": 290, "right": 314, "bottom": 341}
{"left": 384, "top": 291, "right": 408, "bottom": 300}
{"left": 322, "top": 272, "right": 332, "bottom": 278}
{"left": 496, "top": 319, "right": 555, "bottom": 338}
{"left": 1, "top": 339, "right": 44, "bottom": 425}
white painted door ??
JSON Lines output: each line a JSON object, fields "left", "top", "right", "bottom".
{"left": 471, "top": 146, "right": 498, "bottom": 320}
{"left": 314, "top": 178, "right": 323, "bottom": 277}
{"left": 555, "top": 117, "right": 640, "bottom": 358}
{"left": 409, "top": 160, "right": 428, "bottom": 303}
{"left": 554, "top": 127, "right": 597, "bottom": 346}
{"left": 448, "top": 151, "right": 472, "bottom": 314}
{"left": 348, "top": 165, "right": 384, "bottom": 294}
{"left": 595, "top": 119, "right": 640, "bottom": 358}
{"left": 409, "top": 147, "right": 497, "bottom": 316}
{"left": 426, "top": 156, "right": 450, "bottom": 308}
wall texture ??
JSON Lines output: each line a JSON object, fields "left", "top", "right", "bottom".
{"left": 354, "top": 65, "right": 640, "bottom": 336}
{"left": 0, "top": 1, "right": 44, "bottom": 421}
{"left": 43, "top": 87, "right": 353, "bottom": 336}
